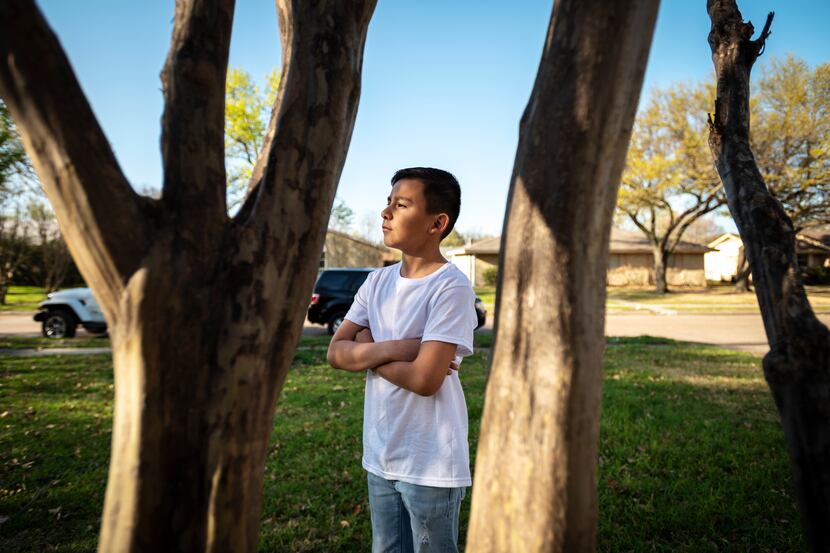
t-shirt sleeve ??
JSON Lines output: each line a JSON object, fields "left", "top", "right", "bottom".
{"left": 421, "top": 285, "right": 477, "bottom": 358}
{"left": 344, "top": 273, "right": 372, "bottom": 328}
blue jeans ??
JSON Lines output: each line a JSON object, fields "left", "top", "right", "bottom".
{"left": 367, "top": 472, "right": 466, "bottom": 553}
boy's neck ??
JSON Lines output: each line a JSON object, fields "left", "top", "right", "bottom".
{"left": 399, "top": 248, "right": 447, "bottom": 279}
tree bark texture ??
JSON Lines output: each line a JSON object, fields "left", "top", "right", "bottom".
{"left": 706, "top": 1, "right": 830, "bottom": 550}
{"left": 0, "top": 0, "right": 376, "bottom": 551}
{"left": 465, "top": 1, "right": 659, "bottom": 551}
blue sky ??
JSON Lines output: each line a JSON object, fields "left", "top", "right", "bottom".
{"left": 37, "top": 1, "right": 830, "bottom": 239}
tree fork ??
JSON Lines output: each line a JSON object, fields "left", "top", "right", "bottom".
{"left": 465, "top": 0, "right": 659, "bottom": 550}
{"left": 706, "top": 1, "right": 830, "bottom": 550}
{"left": 1, "top": 0, "right": 376, "bottom": 550}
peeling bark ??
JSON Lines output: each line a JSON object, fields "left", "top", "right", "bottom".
{"left": 0, "top": 0, "right": 376, "bottom": 550}
{"left": 706, "top": 1, "right": 830, "bottom": 550}
{"left": 465, "top": 1, "right": 659, "bottom": 551}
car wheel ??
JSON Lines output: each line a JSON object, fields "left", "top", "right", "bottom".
{"left": 42, "top": 310, "right": 77, "bottom": 339}
{"left": 327, "top": 312, "right": 346, "bottom": 335}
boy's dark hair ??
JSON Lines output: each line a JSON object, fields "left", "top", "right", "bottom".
{"left": 391, "top": 167, "right": 461, "bottom": 239}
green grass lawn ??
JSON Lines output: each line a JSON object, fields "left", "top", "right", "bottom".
{"left": 0, "top": 286, "right": 47, "bottom": 312}
{"left": 0, "top": 336, "right": 111, "bottom": 350}
{"left": 475, "top": 284, "right": 830, "bottom": 314}
{"left": 0, "top": 337, "right": 803, "bottom": 551}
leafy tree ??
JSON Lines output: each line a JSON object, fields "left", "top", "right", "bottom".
{"left": 0, "top": 99, "right": 30, "bottom": 195}
{"left": 225, "top": 67, "right": 279, "bottom": 211}
{"left": 328, "top": 196, "right": 354, "bottom": 232}
{"left": 0, "top": 99, "right": 34, "bottom": 302}
{"left": 28, "top": 200, "right": 70, "bottom": 293}
{"left": 617, "top": 81, "right": 725, "bottom": 293}
{"left": 753, "top": 55, "right": 830, "bottom": 231}
{"left": 441, "top": 227, "right": 466, "bottom": 247}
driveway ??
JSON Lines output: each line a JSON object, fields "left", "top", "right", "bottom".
{"left": 4, "top": 310, "right": 829, "bottom": 357}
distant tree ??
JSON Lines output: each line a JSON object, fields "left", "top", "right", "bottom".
{"left": 28, "top": 200, "right": 70, "bottom": 293}
{"left": 356, "top": 210, "right": 382, "bottom": 245}
{"left": 617, "top": 81, "right": 725, "bottom": 293}
{"left": 225, "top": 67, "right": 279, "bottom": 211}
{"left": 753, "top": 55, "right": 830, "bottom": 232}
{"left": 0, "top": 99, "right": 30, "bottom": 194}
{"left": 732, "top": 55, "right": 830, "bottom": 291}
{"left": 441, "top": 227, "right": 465, "bottom": 247}
{"left": 328, "top": 196, "right": 354, "bottom": 233}
{"left": 0, "top": 209, "right": 29, "bottom": 303}
{"left": 681, "top": 215, "right": 726, "bottom": 245}
{"left": 0, "top": 99, "right": 34, "bottom": 302}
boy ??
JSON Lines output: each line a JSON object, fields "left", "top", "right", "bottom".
{"left": 327, "top": 167, "right": 477, "bottom": 553}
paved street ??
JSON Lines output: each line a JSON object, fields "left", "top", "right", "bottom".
{"left": 5, "top": 309, "right": 829, "bottom": 357}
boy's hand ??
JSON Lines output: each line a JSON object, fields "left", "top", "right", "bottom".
{"left": 448, "top": 361, "right": 459, "bottom": 375}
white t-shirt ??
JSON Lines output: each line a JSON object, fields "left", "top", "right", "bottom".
{"left": 344, "top": 261, "right": 477, "bottom": 488}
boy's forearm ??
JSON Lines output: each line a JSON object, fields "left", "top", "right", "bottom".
{"left": 373, "top": 361, "right": 422, "bottom": 393}
{"left": 328, "top": 339, "right": 420, "bottom": 372}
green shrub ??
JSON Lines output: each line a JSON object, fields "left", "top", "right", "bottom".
{"left": 482, "top": 266, "right": 499, "bottom": 286}
{"left": 802, "top": 265, "right": 830, "bottom": 285}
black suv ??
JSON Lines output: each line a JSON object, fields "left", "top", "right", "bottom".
{"left": 308, "top": 267, "right": 487, "bottom": 335}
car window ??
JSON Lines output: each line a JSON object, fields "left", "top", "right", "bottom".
{"left": 349, "top": 271, "right": 370, "bottom": 291}
{"left": 315, "top": 270, "right": 372, "bottom": 293}
{"left": 316, "top": 271, "right": 352, "bottom": 291}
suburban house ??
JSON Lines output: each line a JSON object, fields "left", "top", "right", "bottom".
{"left": 447, "top": 229, "right": 713, "bottom": 287}
{"left": 321, "top": 229, "right": 397, "bottom": 268}
{"left": 705, "top": 233, "right": 743, "bottom": 282}
{"left": 606, "top": 229, "right": 711, "bottom": 287}
{"left": 445, "top": 236, "right": 500, "bottom": 288}
{"left": 705, "top": 228, "right": 830, "bottom": 282}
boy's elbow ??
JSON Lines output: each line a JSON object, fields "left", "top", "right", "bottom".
{"left": 413, "top": 375, "right": 443, "bottom": 397}
{"left": 326, "top": 344, "right": 340, "bottom": 369}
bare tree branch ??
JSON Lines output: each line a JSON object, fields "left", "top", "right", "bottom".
{"left": 237, "top": 0, "right": 376, "bottom": 245}
{"left": 0, "top": 0, "right": 153, "bottom": 312}
{"left": 161, "top": 0, "right": 235, "bottom": 223}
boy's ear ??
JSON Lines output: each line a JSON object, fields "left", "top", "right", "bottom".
{"left": 430, "top": 214, "right": 449, "bottom": 236}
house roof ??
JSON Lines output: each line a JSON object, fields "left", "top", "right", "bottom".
{"left": 796, "top": 227, "right": 830, "bottom": 253}
{"left": 452, "top": 229, "right": 713, "bottom": 256}
{"left": 706, "top": 233, "right": 741, "bottom": 249}
{"left": 608, "top": 229, "right": 713, "bottom": 254}
{"left": 461, "top": 236, "right": 501, "bottom": 254}
{"left": 704, "top": 229, "right": 830, "bottom": 255}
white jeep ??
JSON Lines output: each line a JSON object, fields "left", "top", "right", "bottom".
{"left": 33, "top": 288, "right": 108, "bottom": 339}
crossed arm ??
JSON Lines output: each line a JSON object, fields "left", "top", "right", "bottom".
{"left": 327, "top": 320, "right": 458, "bottom": 397}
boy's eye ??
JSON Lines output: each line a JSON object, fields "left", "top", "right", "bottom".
{"left": 397, "top": 203, "right": 406, "bottom": 208}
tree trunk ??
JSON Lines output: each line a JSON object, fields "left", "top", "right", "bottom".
{"left": 0, "top": 0, "right": 376, "bottom": 550}
{"left": 465, "top": 1, "right": 659, "bottom": 551}
{"left": 733, "top": 245, "right": 751, "bottom": 292}
{"left": 652, "top": 244, "right": 669, "bottom": 294}
{"left": 706, "top": 2, "right": 830, "bottom": 550}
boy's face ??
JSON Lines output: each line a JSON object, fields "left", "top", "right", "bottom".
{"left": 381, "top": 178, "right": 447, "bottom": 252}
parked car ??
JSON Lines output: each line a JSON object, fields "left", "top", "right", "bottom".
{"left": 33, "top": 288, "right": 108, "bottom": 339}
{"left": 308, "top": 268, "right": 488, "bottom": 335}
